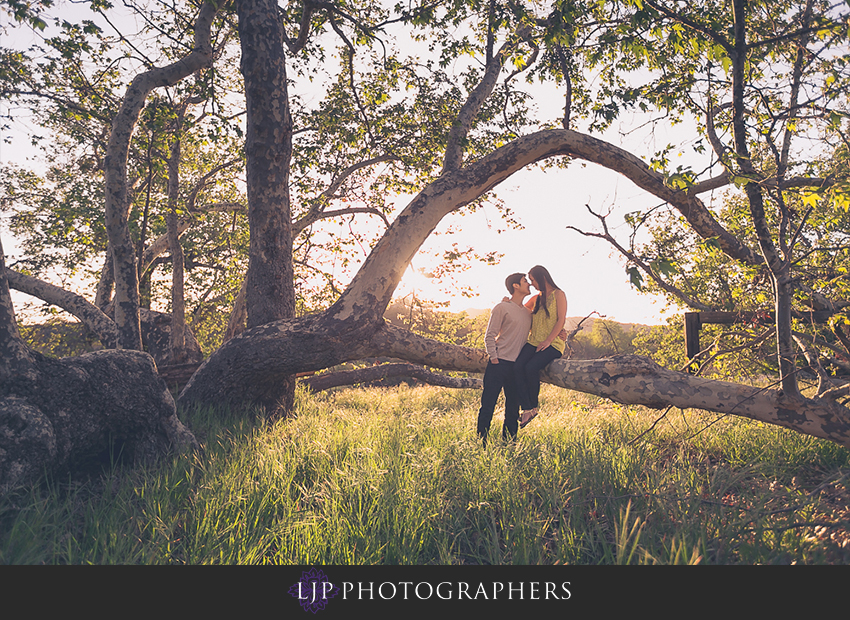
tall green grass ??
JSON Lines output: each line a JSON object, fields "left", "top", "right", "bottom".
{"left": 1, "top": 384, "right": 848, "bottom": 564}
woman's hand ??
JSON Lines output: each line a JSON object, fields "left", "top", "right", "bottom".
{"left": 536, "top": 340, "right": 553, "bottom": 352}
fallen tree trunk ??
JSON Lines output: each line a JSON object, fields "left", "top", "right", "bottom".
{"left": 540, "top": 355, "right": 850, "bottom": 448}
{"left": 300, "top": 363, "right": 482, "bottom": 392}
{"left": 179, "top": 315, "right": 850, "bottom": 448}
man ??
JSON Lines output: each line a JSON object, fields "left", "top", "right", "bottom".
{"left": 477, "top": 272, "right": 532, "bottom": 445}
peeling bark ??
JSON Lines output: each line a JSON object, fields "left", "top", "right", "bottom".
{"left": 6, "top": 269, "right": 120, "bottom": 349}
{"left": 237, "top": 0, "right": 295, "bottom": 329}
{"left": 235, "top": 0, "right": 297, "bottom": 416}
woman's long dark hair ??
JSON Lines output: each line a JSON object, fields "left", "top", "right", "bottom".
{"left": 529, "top": 265, "right": 560, "bottom": 317}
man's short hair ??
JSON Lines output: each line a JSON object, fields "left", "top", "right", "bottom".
{"left": 505, "top": 272, "right": 525, "bottom": 294}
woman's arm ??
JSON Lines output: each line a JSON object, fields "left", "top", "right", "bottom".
{"left": 536, "top": 289, "right": 567, "bottom": 352}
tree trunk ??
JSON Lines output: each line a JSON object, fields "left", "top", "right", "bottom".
{"left": 0, "top": 237, "right": 35, "bottom": 384}
{"left": 103, "top": 2, "right": 218, "bottom": 350}
{"left": 167, "top": 125, "right": 187, "bottom": 364}
{"left": 300, "top": 363, "right": 483, "bottom": 392}
{"left": 236, "top": 0, "right": 297, "bottom": 415}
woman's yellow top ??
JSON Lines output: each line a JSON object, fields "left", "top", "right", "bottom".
{"left": 528, "top": 291, "right": 566, "bottom": 354}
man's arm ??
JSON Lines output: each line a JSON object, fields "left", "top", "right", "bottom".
{"left": 483, "top": 304, "right": 503, "bottom": 363}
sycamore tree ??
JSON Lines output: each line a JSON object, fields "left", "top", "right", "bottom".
{"left": 181, "top": 2, "right": 848, "bottom": 445}
{"left": 177, "top": 0, "right": 850, "bottom": 450}
{"left": 3, "top": 0, "right": 850, "bottom": 492}
{"left": 569, "top": 0, "right": 850, "bottom": 392}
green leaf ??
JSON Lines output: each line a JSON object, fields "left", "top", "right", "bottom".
{"left": 627, "top": 266, "right": 644, "bottom": 291}
{"left": 651, "top": 257, "right": 678, "bottom": 277}
{"left": 801, "top": 192, "right": 820, "bottom": 208}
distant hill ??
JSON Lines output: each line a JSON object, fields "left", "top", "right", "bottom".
{"left": 564, "top": 315, "right": 649, "bottom": 334}
{"left": 461, "top": 309, "right": 648, "bottom": 332}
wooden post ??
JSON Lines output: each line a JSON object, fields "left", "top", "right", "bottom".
{"left": 683, "top": 310, "right": 832, "bottom": 374}
{"left": 684, "top": 312, "right": 702, "bottom": 373}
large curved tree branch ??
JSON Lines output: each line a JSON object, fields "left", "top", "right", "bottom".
{"left": 180, "top": 127, "right": 768, "bottom": 406}
{"left": 5, "top": 269, "right": 120, "bottom": 349}
{"left": 175, "top": 120, "right": 850, "bottom": 447}
{"left": 330, "top": 128, "right": 760, "bottom": 328}
{"left": 104, "top": 1, "right": 219, "bottom": 350}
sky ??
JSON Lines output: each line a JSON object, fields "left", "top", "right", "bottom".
{"left": 395, "top": 151, "right": 676, "bottom": 326}
{"left": 0, "top": 2, "right": 709, "bottom": 327}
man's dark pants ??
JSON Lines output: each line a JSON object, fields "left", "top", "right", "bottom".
{"left": 477, "top": 359, "right": 520, "bottom": 444}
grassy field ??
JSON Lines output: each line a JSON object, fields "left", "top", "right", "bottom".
{"left": 1, "top": 383, "right": 848, "bottom": 564}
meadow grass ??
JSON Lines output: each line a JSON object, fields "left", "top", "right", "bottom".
{"left": 1, "top": 383, "right": 848, "bottom": 564}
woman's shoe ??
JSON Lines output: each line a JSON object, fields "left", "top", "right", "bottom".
{"left": 519, "top": 408, "right": 538, "bottom": 429}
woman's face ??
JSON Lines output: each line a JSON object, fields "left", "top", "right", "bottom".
{"left": 528, "top": 274, "right": 539, "bottom": 291}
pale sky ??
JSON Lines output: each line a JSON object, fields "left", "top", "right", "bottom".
{"left": 396, "top": 158, "right": 675, "bottom": 326}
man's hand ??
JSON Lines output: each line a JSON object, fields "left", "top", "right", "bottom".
{"left": 558, "top": 328, "right": 568, "bottom": 342}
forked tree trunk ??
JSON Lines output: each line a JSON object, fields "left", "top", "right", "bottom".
{"left": 103, "top": 2, "right": 218, "bottom": 350}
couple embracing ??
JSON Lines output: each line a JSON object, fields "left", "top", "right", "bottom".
{"left": 476, "top": 265, "right": 567, "bottom": 445}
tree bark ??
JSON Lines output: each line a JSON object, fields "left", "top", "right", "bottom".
{"left": 300, "top": 363, "right": 483, "bottom": 392}
{"left": 235, "top": 0, "right": 297, "bottom": 415}
{"left": 1, "top": 348, "right": 197, "bottom": 494}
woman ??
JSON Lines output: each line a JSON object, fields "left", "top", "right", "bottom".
{"left": 515, "top": 265, "right": 567, "bottom": 429}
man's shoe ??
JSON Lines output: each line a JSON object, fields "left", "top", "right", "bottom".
{"left": 519, "top": 408, "right": 538, "bottom": 429}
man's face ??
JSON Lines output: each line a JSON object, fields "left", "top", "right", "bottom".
{"left": 516, "top": 276, "right": 531, "bottom": 296}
